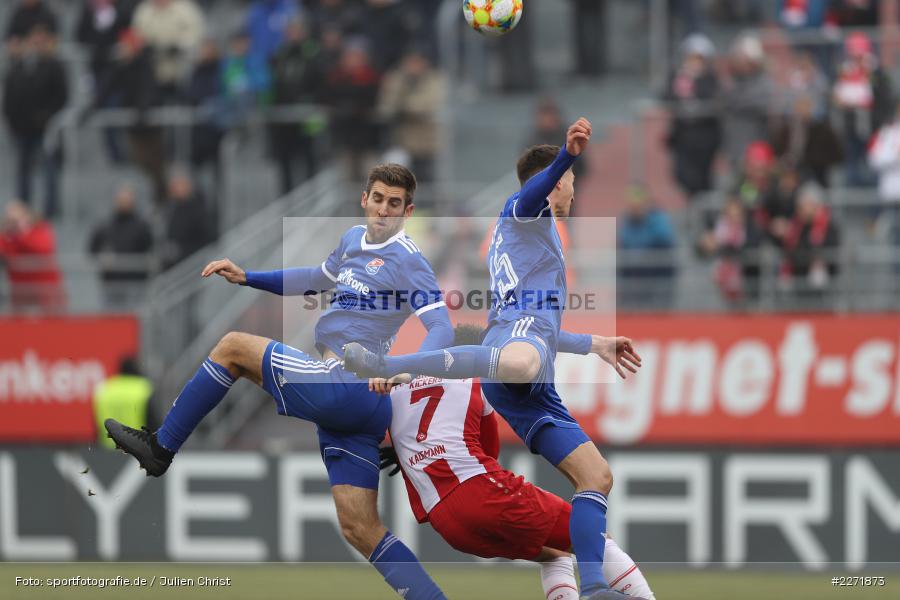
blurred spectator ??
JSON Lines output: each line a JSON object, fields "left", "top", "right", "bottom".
{"left": 187, "top": 39, "right": 225, "bottom": 187}
{"left": 407, "top": 0, "right": 442, "bottom": 64}
{"left": 759, "top": 167, "right": 801, "bottom": 246}
{"left": 780, "top": 182, "right": 840, "bottom": 291}
{"left": 269, "top": 18, "right": 326, "bottom": 193}
{"left": 322, "top": 39, "right": 381, "bottom": 181}
{"left": 318, "top": 24, "right": 345, "bottom": 72}
{"left": 2, "top": 26, "right": 68, "bottom": 219}
{"left": 698, "top": 197, "right": 763, "bottom": 303}
{"left": 777, "top": 1, "right": 830, "bottom": 39}
{"left": 308, "top": 0, "right": 365, "bottom": 40}
{"left": 833, "top": 32, "right": 893, "bottom": 187}
{"left": 617, "top": 189, "right": 677, "bottom": 307}
{"left": 4, "top": 0, "right": 57, "bottom": 44}
{"left": 664, "top": 33, "right": 721, "bottom": 198}
{"left": 733, "top": 141, "right": 777, "bottom": 211}
{"left": 711, "top": 0, "right": 765, "bottom": 24}
{"left": 526, "top": 97, "right": 569, "bottom": 148}
{"left": 163, "top": 172, "right": 211, "bottom": 268}
{"left": 497, "top": 6, "right": 535, "bottom": 93}
{"left": 867, "top": 100, "right": 900, "bottom": 242}
{"left": 362, "top": 0, "right": 412, "bottom": 71}
{"left": 221, "top": 30, "right": 271, "bottom": 127}
{"left": 829, "top": 0, "right": 879, "bottom": 26}
{"left": 246, "top": 0, "right": 302, "bottom": 63}
{"left": 721, "top": 35, "right": 773, "bottom": 168}
{"left": 93, "top": 356, "right": 155, "bottom": 448}
{"left": 133, "top": 0, "right": 205, "bottom": 100}
{"left": 77, "top": 0, "right": 137, "bottom": 163}
{"left": 77, "top": 0, "right": 137, "bottom": 86}
{"left": 525, "top": 97, "right": 586, "bottom": 186}
{"left": 569, "top": 0, "right": 607, "bottom": 76}
{"left": 378, "top": 48, "right": 446, "bottom": 185}
{"left": 88, "top": 185, "right": 154, "bottom": 308}
{"left": 0, "top": 200, "right": 64, "bottom": 313}
{"left": 91, "top": 29, "right": 167, "bottom": 203}
{"left": 771, "top": 93, "right": 843, "bottom": 187}
{"left": 781, "top": 52, "right": 829, "bottom": 124}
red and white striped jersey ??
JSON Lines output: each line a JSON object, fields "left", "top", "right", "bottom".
{"left": 389, "top": 376, "right": 502, "bottom": 522}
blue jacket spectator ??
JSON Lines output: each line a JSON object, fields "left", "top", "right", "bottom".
{"left": 618, "top": 190, "right": 677, "bottom": 281}
{"left": 246, "top": 0, "right": 301, "bottom": 61}
{"left": 777, "top": 0, "right": 829, "bottom": 29}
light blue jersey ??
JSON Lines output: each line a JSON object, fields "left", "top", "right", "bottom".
{"left": 486, "top": 149, "right": 577, "bottom": 354}
{"left": 315, "top": 226, "right": 446, "bottom": 357}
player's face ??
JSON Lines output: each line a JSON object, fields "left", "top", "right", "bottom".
{"left": 361, "top": 181, "right": 414, "bottom": 243}
{"left": 549, "top": 169, "right": 575, "bottom": 219}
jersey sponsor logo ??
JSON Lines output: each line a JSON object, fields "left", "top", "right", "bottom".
{"left": 336, "top": 268, "right": 371, "bottom": 295}
{"left": 408, "top": 444, "right": 446, "bottom": 467}
{"left": 365, "top": 258, "right": 385, "bottom": 275}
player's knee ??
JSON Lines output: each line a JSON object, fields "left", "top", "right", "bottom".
{"left": 577, "top": 457, "right": 613, "bottom": 494}
{"left": 210, "top": 331, "right": 243, "bottom": 366}
{"left": 337, "top": 512, "right": 379, "bottom": 554}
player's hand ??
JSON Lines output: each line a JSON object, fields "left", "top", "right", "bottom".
{"left": 379, "top": 446, "right": 401, "bottom": 477}
{"left": 591, "top": 335, "right": 641, "bottom": 379}
{"left": 369, "top": 374, "right": 412, "bottom": 394}
{"left": 565, "top": 117, "right": 592, "bottom": 156}
{"left": 201, "top": 258, "right": 247, "bottom": 285}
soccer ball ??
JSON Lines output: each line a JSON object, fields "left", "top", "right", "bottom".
{"left": 463, "top": 0, "right": 523, "bottom": 37}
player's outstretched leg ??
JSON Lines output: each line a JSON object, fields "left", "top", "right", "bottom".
{"left": 343, "top": 341, "right": 499, "bottom": 380}
{"left": 342, "top": 340, "right": 540, "bottom": 383}
{"left": 333, "top": 485, "right": 446, "bottom": 600}
{"left": 106, "top": 332, "right": 269, "bottom": 477}
{"left": 536, "top": 430, "right": 616, "bottom": 599}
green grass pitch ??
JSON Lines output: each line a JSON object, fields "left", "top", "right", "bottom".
{"left": 0, "top": 563, "right": 895, "bottom": 599}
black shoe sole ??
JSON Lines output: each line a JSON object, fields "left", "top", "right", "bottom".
{"left": 104, "top": 419, "right": 169, "bottom": 477}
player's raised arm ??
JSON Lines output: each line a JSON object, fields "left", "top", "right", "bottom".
{"left": 515, "top": 117, "right": 592, "bottom": 218}
{"left": 202, "top": 258, "right": 336, "bottom": 296}
{"left": 558, "top": 330, "right": 642, "bottom": 379}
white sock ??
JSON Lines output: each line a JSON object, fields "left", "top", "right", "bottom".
{"left": 540, "top": 556, "right": 579, "bottom": 600}
{"left": 602, "top": 537, "right": 656, "bottom": 599}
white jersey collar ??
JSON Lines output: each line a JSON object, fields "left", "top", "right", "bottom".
{"left": 361, "top": 228, "right": 407, "bottom": 251}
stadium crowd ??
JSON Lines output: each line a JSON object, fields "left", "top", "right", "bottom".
{"left": 659, "top": 0, "right": 895, "bottom": 305}
{"left": 1, "top": 0, "right": 897, "bottom": 314}
{"left": 0, "top": 0, "right": 447, "bottom": 311}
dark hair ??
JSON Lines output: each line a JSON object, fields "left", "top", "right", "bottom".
{"left": 517, "top": 144, "right": 561, "bottom": 185}
{"left": 119, "top": 356, "right": 141, "bottom": 376}
{"left": 453, "top": 324, "right": 486, "bottom": 346}
{"left": 366, "top": 164, "right": 417, "bottom": 207}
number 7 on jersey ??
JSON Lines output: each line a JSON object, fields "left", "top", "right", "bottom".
{"left": 410, "top": 386, "right": 445, "bottom": 443}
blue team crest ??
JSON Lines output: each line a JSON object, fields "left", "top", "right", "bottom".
{"left": 366, "top": 258, "right": 385, "bottom": 275}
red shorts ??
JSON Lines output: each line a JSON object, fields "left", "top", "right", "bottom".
{"left": 427, "top": 470, "right": 571, "bottom": 560}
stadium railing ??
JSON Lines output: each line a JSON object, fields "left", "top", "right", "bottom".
{"left": 138, "top": 169, "right": 343, "bottom": 447}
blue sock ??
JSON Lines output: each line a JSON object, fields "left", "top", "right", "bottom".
{"left": 382, "top": 345, "right": 499, "bottom": 380}
{"left": 571, "top": 491, "right": 610, "bottom": 595}
{"left": 369, "top": 531, "right": 446, "bottom": 600}
{"left": 156, "top": 358, "right": 235, "bottom": 452}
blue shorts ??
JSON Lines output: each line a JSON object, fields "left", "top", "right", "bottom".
{"left": 481, "top": 380, "right": 589, "bottom": 466}
{"left": 482, "top": 316, "right": 588, "bottom": 466}
{"left": 261, "top": 341, "right": 390, "bottom": 489}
